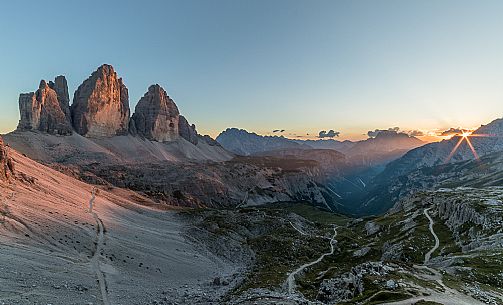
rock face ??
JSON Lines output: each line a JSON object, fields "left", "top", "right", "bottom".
{"left": 49, "top": 75, "right": 71, "bottom": 120}
{"left": 71, "top": 64, "right": 130, "bottom": 137}
{"left": 178, "top": 115, "right": 199, "bottom": 145}
{"left": 130, "top": 85, "right": 180, "bottom": 142}
{"left": 0, "top": 136, "right": 14, "bottom": 181}
{"left": 17, "top": 79, "right": 73, "bottom": 135}
{"left": 318, "top": 262, "right": 388, "bottom": 303}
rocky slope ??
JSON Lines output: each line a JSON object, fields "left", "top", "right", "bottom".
{"left": 71, "top": 64, "right": 130, "bottom": 137}
{"left": 4, "top": 131, "right": 233, "bottom": 165}
{"left": 253, "top": 148, "right": 346, "bottom": 174}
{"left": 382, "top": 117, "right": 503, "bottom": 178}
{"left": 60, "top": 155, "right": 336, "bottom": 210}
{"left": 344, "top": 131, "right": 423, "bottom": 167}
{"left": 357, "top": 117, "right": 503, "bottom": 215}
{"left": 184, "top": 187, "right": 503, "bottom": 304}
{"left": 17, "top": 79, "right": 73, "bottom": 135}
{"left": 0, "top": 146, "right": 244, "bottom": 304}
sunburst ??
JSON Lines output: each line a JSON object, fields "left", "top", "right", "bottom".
{"left": 445, "top": 130, "right": 493, "bottom": 163}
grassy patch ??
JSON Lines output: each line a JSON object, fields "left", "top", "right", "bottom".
{"left": 432, "top": 217, "right": 461, "bottom": 256}
{"left": 365, "top": 291, "right": 411, "bottom": 304}
{"left": 274, "top": 202, "right": 349, "bottom": 226}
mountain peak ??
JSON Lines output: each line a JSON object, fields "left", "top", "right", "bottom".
{"left": 17, "top": 77, "right": 73, "bottom": 135}
{"left": 71, "top": 65, "right": 130, "bottom": 137}
{"left": 130, "top": 84, "right": 180, "bottom": 142}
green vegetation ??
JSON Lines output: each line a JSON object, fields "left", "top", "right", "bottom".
{"left": 275, "top": 202, "right": 349, "bottom": 226}
{"left": 461, "top": 250, "right": 503, "bottom": 288}
{"left": 432, "top": 218, "right": 461, "bottom": 256}
{"left": 366, "top": 291, "right": 410, "bottom": 304}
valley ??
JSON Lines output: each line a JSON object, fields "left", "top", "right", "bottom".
{"left": 1, "top": 64, "right": 503, "bottom": 305}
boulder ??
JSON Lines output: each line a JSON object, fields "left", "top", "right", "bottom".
{"left": 365, "top": 221, "right": 381, "bottom": 236}
{"left": 71, "top": 64, "right": 130, "bottom": 137}
{"left": 131, "top": 84, "right": 180, "bottom": 142}
{"left": 17, "top": 79, "right": 73, "bottom": 135}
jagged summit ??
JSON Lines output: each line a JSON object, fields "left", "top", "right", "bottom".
{"left": 216, "top": 128, "right": 308, "bottom": 155}
{"left": 48, "top": 75, "right": 71, "bottom": 120}
{"left": 15, "top": 64, "right": 210, "bottom": 146}
{"left": 71, "top": 64, "right": 130, "bottom": 137}
{"left": 9, "top": 64, "right": 230, "bottom": 163}
{"left": 17, "top": 77, "right": 73, "bottom": 135}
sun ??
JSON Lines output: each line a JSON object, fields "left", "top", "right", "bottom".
{"left": 461, "top": 131, "right": 472, "bottom": 138}
{"left": 445, "top": 129, "right": 479, "bottom": 163}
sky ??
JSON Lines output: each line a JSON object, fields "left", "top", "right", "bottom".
{"left": 1, "top": 0, "right": 503, "bottom": 141}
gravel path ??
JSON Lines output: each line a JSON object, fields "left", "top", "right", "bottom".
{"left": 423, "top": 207, "right": 439, "bottom": 264}
{"left": 286, "top": 226, "right": 337, "bottom": 294}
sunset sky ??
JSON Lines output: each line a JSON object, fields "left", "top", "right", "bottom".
{"left": 1, "top": 0, "right": 503, "bottom": 141}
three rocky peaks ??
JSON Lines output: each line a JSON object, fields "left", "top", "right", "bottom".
{"left": 17, "top": 64, "right": 199, "bottom": 144}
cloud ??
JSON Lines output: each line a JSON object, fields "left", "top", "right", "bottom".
{"left": 318, "top": 130, "right": 340, "bottom": 138}
{"left": 439, "top": 128, "right": 464, "bottom": 137}
{"left": 272, "top": 129, "right": 285, "bottom": 133}
{"left": 367, "top": 127, "right": 400, "bottom": 138}
{"left": 408, "top": 130, "right": 425, "bottom": 137}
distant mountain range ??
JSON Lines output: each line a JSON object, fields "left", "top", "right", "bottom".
{"left": 216, "top": 127, "right": 424, "bottom": 169}
{"left": 357, "top": 117, "right": 503, "bottom": 215}
{"left": 216, "top": 127, "right": 423, "bottom": 156}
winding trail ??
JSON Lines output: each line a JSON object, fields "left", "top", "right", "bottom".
{"left": 286, "top": 226, "right": 337, "bottom": 294}
{"left": 423, "top": 207, "right": 439, "bottom": 264}
{"left": 88, "top": 188, "right": 111, "bottom": 305}
{"left": 382, "top": 207, "right": 485, "bottom": 305}
{"left": 288, "top": 221, "right": 308, "bottom": 236}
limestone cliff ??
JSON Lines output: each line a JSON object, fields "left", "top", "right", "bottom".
{"left": 178, "top": 115, "right": 199, "bottom": 145}
{"left": 131, "top": 84, "right": 180, "bottom": 142}
{"left": 48, "top": 75, "right": 71, "bottom": 120}
{"left": 71, "top": 64, "right": 130, "bottom": 137}
{"left": 17, "top": 79, "right": 73, "bottom": 135}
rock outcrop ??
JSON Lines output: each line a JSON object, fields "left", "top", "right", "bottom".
{"left": 49, "top": 75, "right": 71, "bottom": 120}
{"left": 0, "top": 136, "right": 14, "bottom": 181}
{"left": 178, "top": 115, "right": 199, "bottom": 145}
{"left": 71, "top": 64, "right": 130, "bottom": 137}
{"left": 131, "top": 85, "right": 180, "bottom": 142}
{"left": 318, "top": 262, "right": 388, "bottom": 303}
{"left": 17, "top": 79, "right": 73, "bottom": 135}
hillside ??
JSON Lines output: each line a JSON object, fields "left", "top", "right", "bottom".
{"left": 4, "top": 130, "right": 232, "bottom": 165}
{"left": 0, "top": 144, "right": 243, "bottom": 304}
{"left": 357, "top": 117, "right": 503, "bottom": 215}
